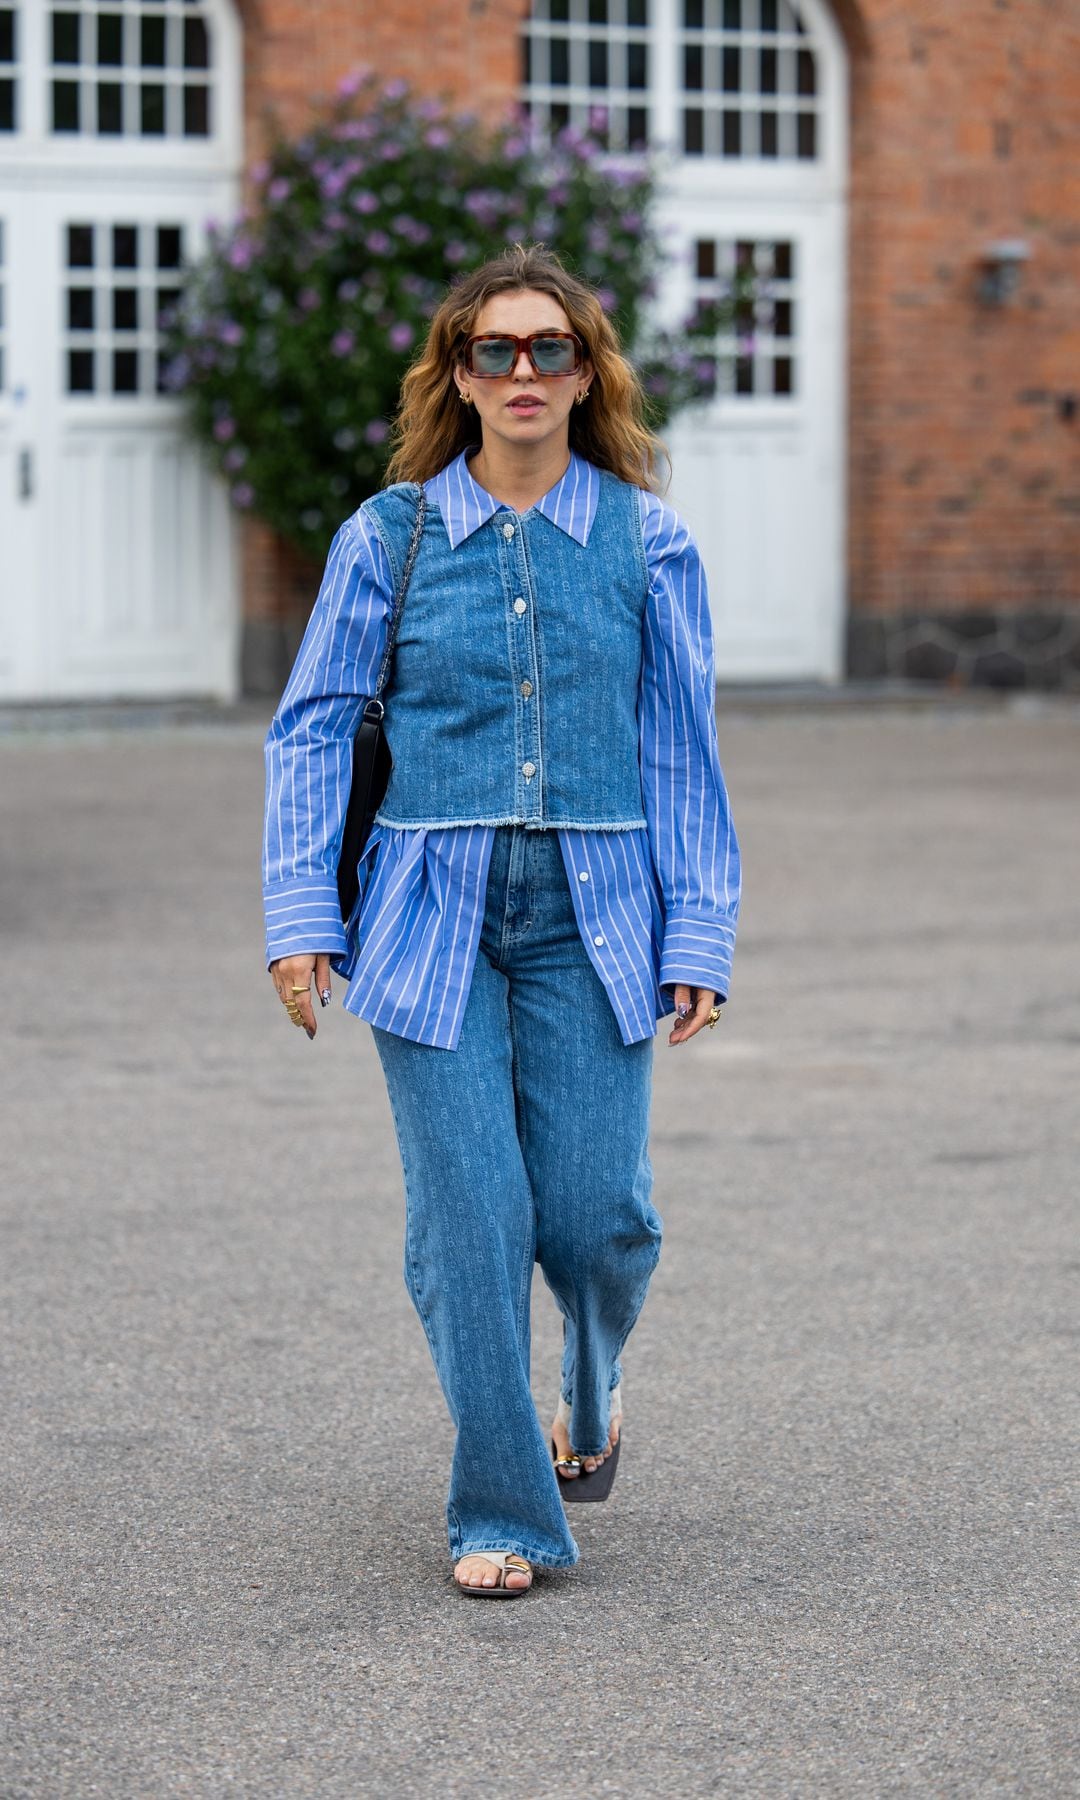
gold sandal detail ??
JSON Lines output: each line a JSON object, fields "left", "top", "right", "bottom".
{"left": 454, "top": 1551, "right": 533, "bottom": 1598}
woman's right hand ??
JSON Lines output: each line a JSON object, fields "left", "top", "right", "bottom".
{"left": 269, "top": 953, "right": 333, "bottom": 1040}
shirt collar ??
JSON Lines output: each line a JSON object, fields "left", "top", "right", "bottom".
{"left": 426, "top": 448, "right": 600, "bottom": 550}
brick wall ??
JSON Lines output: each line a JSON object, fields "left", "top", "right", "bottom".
{"left": 235, "top": 0, "right": 1080, "bottom": 691}
{"left": 843, "top": 0, "right": 1080, "bottom": 685}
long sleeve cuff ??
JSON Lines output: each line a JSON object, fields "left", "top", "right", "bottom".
{"left": 264, "top": 875, "right": 348, "bottom": 967}
{"left": 658, "top": 906, "right": 737, "bottom": 999}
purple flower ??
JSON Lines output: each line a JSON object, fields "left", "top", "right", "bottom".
{"left": 231, "top": 482, "right": 255, "bottom": 508}
{"left": 444, "top": 240, "right": 470, "bottom": 265}
{"left": 223, "top": 444, "right": 248, "bottom": 471}
{"left": 227, "top": 238, "right": 255, "bottom": 271}
{"left": 250, "top": 160, "right": 269, "bottom": 184}
{"left": 267, "top": 177, "right": 292, "bottom": 203}
{"left": 337, "top": 66, "right": 370, "bottom": 99}
{"left": 338, "top": 278, "right": 361, "bottom": 302}
{"left": 424, "top": 126, "right": 451, "bottom": 150}
{"left": 365, "top": 230, "right": 392, "bottom": 255}
{"left": 596, "top": 287, "right": 617, "bottom": 313}
{"left": 351, "top": 190, "right": 379, "bottom": 214}
{"left": 213, "top": 415, "right": 237, "bottom": 441}
{"left": 363, "top": 419, "right": 390, "bottom": 444}
{"left": 218, "top": 320, "right": 244, "bottom": 346}
{"left": 388, "top": 322, "right": 414, "bottom": 352}
{"left": 298, "top": 286, "right": 321, "bottom": 312}
{"left": 331, "top": 330, "right": 355, "bottom": 356}
{"left": 382, "top": 78, "right": 409, "bottom": 101}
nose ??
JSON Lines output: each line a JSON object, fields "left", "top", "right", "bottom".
{"left": 512, "top": 348, "right": 534, "bottom": 379}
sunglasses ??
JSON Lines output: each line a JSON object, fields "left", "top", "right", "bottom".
{"left": 461, "top": 330, "right": 585, "bottom": 379}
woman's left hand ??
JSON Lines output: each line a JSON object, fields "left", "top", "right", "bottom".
{"left": 667, "top": 984, "right": 720, "bottom": 1046}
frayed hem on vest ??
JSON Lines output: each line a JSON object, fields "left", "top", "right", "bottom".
{"left": 373, "top": 814, "right": 649, "bottom": 832}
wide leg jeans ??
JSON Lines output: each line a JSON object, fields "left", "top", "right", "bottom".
{"left": 370, "top": 824, "right": 661, "bottom": 1569}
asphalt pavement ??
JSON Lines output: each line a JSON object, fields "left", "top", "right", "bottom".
{"left": 1, "top": 696, "right": 1077, "bottom": 1798}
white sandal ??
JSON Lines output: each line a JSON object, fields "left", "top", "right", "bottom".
{"left": 454, "top": 1551, "right": 534, "bottom": 1598}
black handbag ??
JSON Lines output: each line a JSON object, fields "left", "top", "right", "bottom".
{"left": 336, "top": 487, "right": 427, "bottom": 923}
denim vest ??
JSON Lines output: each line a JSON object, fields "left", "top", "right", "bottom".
{"left": 363, "top": 468, "right": 650, "bottom": 830}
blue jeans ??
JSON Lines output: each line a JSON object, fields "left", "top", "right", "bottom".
{"left": 370, "top": 824, "right": 661, "bottom": 1569}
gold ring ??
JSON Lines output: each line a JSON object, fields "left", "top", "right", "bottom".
{"left": 707, "top": 1006, "right": 723, "bottom": 1027}
{"left": 289, "top": 985, "right": 310, "bottom": 993}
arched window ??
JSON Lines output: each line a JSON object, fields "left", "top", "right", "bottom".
{"left": 47, "top": 0, "right": 214, "bottom": 139}
{"left": 521, "top": 0, "right": 824, "bottom": 163}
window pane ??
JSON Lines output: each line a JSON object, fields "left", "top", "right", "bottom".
{"left": 113, "top": 288, "right": 138, "bottom": 331}
{"left": 97, "top": 81, "right": 122, "bottom": 133}
{"left": 183, "top": 16, "right": 208, "bottom": 70}
{"left": 183, "top": 83, "right": 208, "bottom": 135}
{"left": 683, "top": 44, "right": 702, "bottom": 91}
{"left": 52, "top": 11, "right": 81, "bottom": 64}
{"left": 796, "top": 111, "right": 815, "bottom": 157}
{"left": 67, "top": 224, "right": 95, "bottom": 268}
{"left": 140, "top": 83, "right": 165, "bottom": 133}
{"left": 112, "top": 224, "right": 138, "bottom": 268}
{"left": 588, "top": 39, "right": 608, "bottom": 87}
{"left": 52, "top": 80, "right": 81, "bottom": 131}
{"left": 0, "top": 10, "right": 14, "bottom": 61}
{"left": 69, "top": 349, "right": 95, "bottom": 392}
{"left": 626, "top": 0, "right": 647, "bottom": 24}
{"left": 113, "top": 348, "right": 139, "bottom": 393}
{"left": 157, "top": 225, "right": 183, "bottom": 268}
{"left": 549, "top": 39, "right": 569, "bottom": 85}
{"left": 626, "top": 105, "right": 647, "bottom": 147}
{"left": 683, "top": 108, "right": 703, "bottom": 154}
{"left": 97, "top": 14, "right": 123, "bottom": 66}
{"left": 0, "top": 79, "right": 12, "bottom": 131}
{"left": 627, "top": 41, "right": 647, "bottom": 88}
{"left": 68, "top": 288, "right": 95, "bottom": 330}
{"left": 140, "top": 15, "right": 166, "bottom": 67}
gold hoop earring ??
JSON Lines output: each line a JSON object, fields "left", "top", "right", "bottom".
{"left": 575, "top": 389, "right": 590, "bottom": 406}
{"left": 458, "top": 389, "right": 473, "bottom": 407}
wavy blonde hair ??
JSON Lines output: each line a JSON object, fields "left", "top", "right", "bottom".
{"left": 383, "top": 243, "right": 666, "bottom": 492}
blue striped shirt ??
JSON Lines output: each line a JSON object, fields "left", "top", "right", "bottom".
{"left": 263, "top": 449, "right": 740, "bottom": 1051}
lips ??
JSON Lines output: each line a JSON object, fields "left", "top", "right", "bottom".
{"left": 508, "top": 396, "right": 544, "bottom": 414}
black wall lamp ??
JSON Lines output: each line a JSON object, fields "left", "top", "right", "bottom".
{"left": 975, "top": 238, "right": 1032, "bottom": 306}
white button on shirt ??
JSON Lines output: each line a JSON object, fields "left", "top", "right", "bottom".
{"left": 578, "top": 869, "right": 589, "bottom": 881}
{"left": 513, "top": 598, "right": 527, "bottom": 616}
{"left": 503, "top": 522, "right": 515, "bottom": 540}
{"left": 522, "top": 761, "right": 536, "bottom": 779}
{"left": 594, "top": 935, "right": 606, "bottom": 947}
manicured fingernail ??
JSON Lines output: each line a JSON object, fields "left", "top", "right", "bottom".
{"left": 319, "top": 988, "right": 332, "bottom": 1007}
{"left": 305, "top": 1027, "right": 315, "bottom": 1040}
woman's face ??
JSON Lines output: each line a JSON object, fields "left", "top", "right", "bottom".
{"left": 455, "top": 288, "right": 593, "bottom": 459}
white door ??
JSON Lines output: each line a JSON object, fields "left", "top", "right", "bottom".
{"left": 521, "top": 0, "right": 849, "bottom": 682}
{"left": 0, "top": 0, "right": 242, "bottom": 702}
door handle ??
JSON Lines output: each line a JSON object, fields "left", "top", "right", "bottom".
{"left": 17, "top": 446, "right": 33, "bottom": 501}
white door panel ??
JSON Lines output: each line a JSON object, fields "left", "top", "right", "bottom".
{"left": 0, "top": 0, "right": 242, "bottom": 702}
{"left": 522, "top": 0, "right": 849, "bottom": 683}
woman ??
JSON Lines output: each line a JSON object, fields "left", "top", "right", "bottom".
{"left": 263, "top": 244, "right": 740, "bottom": 1597}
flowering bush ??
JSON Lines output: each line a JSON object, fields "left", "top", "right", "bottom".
{"left": 163, "top": 72, "right": 746, "bottom": 559}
